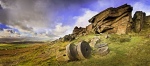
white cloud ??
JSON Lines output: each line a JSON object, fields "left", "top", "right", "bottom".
{"left": 74, "top": 9, "right": 98, "bottom": 28}
{"left": 52, "top": 23, "right": 72, "bottom": 38}
{"left": 132, "top": 2, "right": 150, "bottom": 16}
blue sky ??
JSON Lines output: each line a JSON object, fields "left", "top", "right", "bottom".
{"left": 0, "top": 0, "right": 150, "bottom": 40}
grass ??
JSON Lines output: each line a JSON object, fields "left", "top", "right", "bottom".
{"left": 0, "top": 29, "right": 150, "bottom": 66}
{"left": 0, "top": 44, "right": 35, "bottom": 50}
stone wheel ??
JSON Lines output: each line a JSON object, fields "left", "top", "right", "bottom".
{"left": 76, "top": 41, "right": 91, "bottom": 59}
{"left": 66, "top": 43, "right": 78, "bottom": 61}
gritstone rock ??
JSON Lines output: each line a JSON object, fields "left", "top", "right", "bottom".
{"left": 132, "top": 11, "right": 146, "bottom": 33}
{"left": 95, "top": 44, "right": 110, "bottom": 56}
{"left": 89, "top": 37, "right": 101, "bottom": 47}
{"left": 88, "top": 4, "right": 133, "bottom": 35}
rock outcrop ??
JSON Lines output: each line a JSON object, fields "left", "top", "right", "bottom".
{"left": 146, "top": 16, "right": 150, "bottom": 25}
{"left": 88, "top": 4, "right": 133, "bottom": 35}
{"left": 132, "top": 11, "right": 150, "bottom": 32}
{"left": 53, "top": 4, "right": 150, "bottom": 42}
{"left": 132, "top": 11, "right": 146, "bottom": 33}
{"left": 72, "top": 26, "right": 86, "bottom": 36}
{"left": 144, "top": 15, "right": 150, "bottom": 28}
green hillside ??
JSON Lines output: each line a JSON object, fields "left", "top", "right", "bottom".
{"left": 0, "top": 28, "right": 150, "bottom": 66}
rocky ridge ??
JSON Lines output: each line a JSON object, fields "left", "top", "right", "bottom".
{"left": 53, "top": 4, "right": 150, "bottom": 42}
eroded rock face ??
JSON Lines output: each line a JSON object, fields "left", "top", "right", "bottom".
{"left": 145, "top": 16, "right": 150, "bottom": 28}
{"left": 88, "top": 4, "right": 133, "bottom": 35}
{"left": 62, "top": 34, "right": 75, "bottom": 41}
{"left": 132, "top": 11, "right": 146, "bottom": 33}
{"left": 146, "top": 16, "right": 150, "bottom": 23}
{"left": 73, "top": 26, "right": 86, "bottom": 36}
{"left": 53, "top": 4, "right": 150, "bottom": 42}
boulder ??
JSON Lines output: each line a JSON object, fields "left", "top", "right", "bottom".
{"left": 95, "top": 44, "right": 110, "bottom": 56}
{"left": 86, "top": 24, "right": 93, "bottom": 33}
{"left": 146, "top": 16, "right": 150, "bottom": 25}
{"left": 145, "top": 16, "right": 150, "bottom": 28}
{"left": 89, "top": 37, "right": 101, "bottom": 47}
{"left": 62, "top": 34, "right": 75, "bottom": 41}
{"left": 88, "top": 4, "right": 133, "bottom": 35}
{"left": 73, "top": 26, "right": 86, "bottom": 35}
{"left": 132, "top": 11, "right": 146, "bottom": 33}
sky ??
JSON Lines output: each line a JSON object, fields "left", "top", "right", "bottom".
{"left": 0, "top": 0, "right": 150, "bottom": 41}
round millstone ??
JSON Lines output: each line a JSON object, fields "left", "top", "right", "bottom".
{"left": 76, "top": 41, "right": 91, "bottom": 59}
{"left": 66, "top": 43, "right": 78, "bottom": 61}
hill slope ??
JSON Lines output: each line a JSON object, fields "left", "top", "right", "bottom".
{"left": 0, "top": 28, "right": 150, "bottom": 66}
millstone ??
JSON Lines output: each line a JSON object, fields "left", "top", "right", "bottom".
{"left": 66, "top": 43, "right": 78, "bottom": 61}
{"left": 76, "top": 41, "right": 91, "bottom": 59}
{"left": 97, "top": 46, "right": 109, "bottom": 56}
{"left": 95, "top": 43, "right": 108, "bottom": 48}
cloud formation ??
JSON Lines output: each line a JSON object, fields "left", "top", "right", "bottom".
{"left": 0, "top": 0, "right": 96, "bottom": 39}
{"left": 0, "top": 0, "right": 150, "bottom": 41}
{"left": 0, "top": 0, "right": 52, "bottom": 32}
{"left": 132, "top": 1, "right": 150, "bottom": 16}
{"left": 0, "top": 0, "right": 96, "bottom": 31}
{"left": 74, "top": 9, "right": 98, "bottom": 27}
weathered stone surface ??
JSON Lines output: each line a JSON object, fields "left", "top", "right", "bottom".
{"left": 132, "top": 11, "right": 146, "bottom": 33}
{"left": 94, "top": 43, "right": 108, "bottom": 48}
{"left": 145, "top": 15, "right": 150, "bottom": 28}
{"left": 89, "top": 37, "right": 101, "bottom": 47}
{"left": 62, "top": 34, "right": 75, "bottom": 41}
{"left": 52, "top": 4, "right": 150, "bottom": 42}
{"left": 73, "top": 26, "right": 86, "bottom": 35}
{"left": 66, "top": 43, "right": 78, "bottom": 61}
{"left": 86, "top": 24, "right": 93, "bottom": 33}
{"left": 146, "top": 16, "right": 150, "bottom": 23}
{"left": 76, "top": 41, "right": 91, "bottom": 59}
{"left": 88, "top": 4, "right": 133, "bottom": 35}
{"left": 66, "top": 41, "right": 91, "bottom": 61}
{"left": 95, "top": 44, "right": 110, "bottom": 56}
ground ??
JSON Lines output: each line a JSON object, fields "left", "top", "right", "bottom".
{"left": 0, "top": 29, "right": 150, "bottom": 66}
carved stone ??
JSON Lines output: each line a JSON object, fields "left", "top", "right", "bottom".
{"left": 76, "top": 41, "right": 91, "bottom": 59}
{"left": 66, "top": 43, "right": 78, "bottom": 61}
